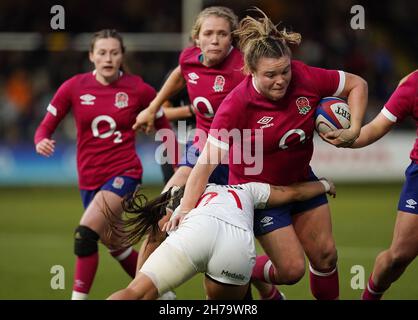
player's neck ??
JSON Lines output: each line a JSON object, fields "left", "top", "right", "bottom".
{"left": 93, "top": 70, "right": 121, "bottom": 86}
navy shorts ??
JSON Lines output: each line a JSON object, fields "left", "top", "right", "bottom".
{"left": 253, "top": 169, "right": 328, "bottom": 236}
{"left": 178, "top": 140, "right": 229, "bottom": 185}
{"left": 398, "top": 161, "right": 418, "bottom": 214}
{"left": 80, "top": 176, "right": 142, "bottom": 209}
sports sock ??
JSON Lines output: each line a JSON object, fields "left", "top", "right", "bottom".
{"left": 251, "top": 255, "right": 277, "bottom": 284}
{"left": 309, "top": 264, "right": 339, "bottom": 300}
{"left": 361, "top": 274, "right": 384, "bottom": 300}
{"left": 110, "top": 247, "right": 139, "bottom": 278}
{"left": 72, "top": 252, "right": 99, "bottom": 299}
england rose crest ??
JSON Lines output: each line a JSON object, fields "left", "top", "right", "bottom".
{"left": 213, "top": 75, "right": 225, "bottom": 92}
{"left": 114, "top": 92, "right": 129, "bottom": 108}
{"left": 296, "top": 97, "right": 311, "bottom": 115}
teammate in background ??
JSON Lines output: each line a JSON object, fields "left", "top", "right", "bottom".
{"left": 157, "top": 72, "right": 194, "bottom": 184}
{"left": 107, "top": 179, "right": 336, "bottom": 300}
{"left": 34, "top": 29, "right": 177, "bottom": 300}
{"left": 131, "top": 6, "right": 249, "bottom": 282}
{"left": 176, "top": 9, "right": 368, "bottom": 300}
{"left": 339, "top": 70, "right": 417, "bottom": 300}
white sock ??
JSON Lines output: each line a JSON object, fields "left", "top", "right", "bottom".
{"left": 71, "top": 291, "right": 88, "bottom": 300}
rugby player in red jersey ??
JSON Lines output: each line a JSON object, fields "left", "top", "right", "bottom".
{"left": 342, "top": 70, "right": 418, "bottom": 300}
{"left": 35, "top": 29, "right": 177, "bottom": 300}
{"left": 176, "top": 9, "right": 368, "bottom": 300}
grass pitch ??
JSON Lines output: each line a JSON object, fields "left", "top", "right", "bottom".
{"left": 0, "top": 183, "right": 417, "bottom": 300}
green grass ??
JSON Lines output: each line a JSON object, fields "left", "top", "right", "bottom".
{"left": 0, "top": 183, "right": 417, "bottom": 300}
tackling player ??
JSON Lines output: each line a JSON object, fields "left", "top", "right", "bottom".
{"left": 107, "top": 178, "right": 336, "bottom": 299}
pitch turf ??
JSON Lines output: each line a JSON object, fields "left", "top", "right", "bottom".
{"left": 0, "top": 183, "right": 417, "bottom": 300}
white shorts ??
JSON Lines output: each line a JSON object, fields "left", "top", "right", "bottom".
{"left": 140, "top": 213, "right": 256, "bottom": 295}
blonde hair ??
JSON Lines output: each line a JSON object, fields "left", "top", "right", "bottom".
{"left": 234, "top": 8, "right": 301, "bottom": 74}
{"left": 190, "top": 6, "right": 239, "bottom": 42}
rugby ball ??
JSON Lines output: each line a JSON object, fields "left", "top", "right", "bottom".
{"left": 315, "top": 97, "right": 351, "bottom": 134}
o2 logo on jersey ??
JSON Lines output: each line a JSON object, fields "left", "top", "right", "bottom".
{"left": 114, "top": 92, "right": 129, "bottom": 108}
{"left": 213, "top": 75, "right": 225, "bottom": 92}
{"left": 296, "top": 97, "right": 311, "bottom": 115}
{"left": 91, "top": 115, "right": 122, "bottom": 143}
{"left": 193, "top": 96, "right": 215, "bottom": 118}
{"left": 279, "top": 129, "right": 306, "bottom": 150}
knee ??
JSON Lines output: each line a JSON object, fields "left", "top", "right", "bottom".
{"left": 310, "top": 241, "right": 338, "bottom": 271}
{"left": 74, "top": 225, "right": 100, "bottom": 256}
{"left": 279, "top": 259, "right": 306, "bottom": 285}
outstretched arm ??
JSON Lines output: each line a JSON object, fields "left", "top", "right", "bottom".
{"left": 350, "top": 113, "right": 395, "bottom": 148}
{"left": 267, "top": 179, "right": 336, "bottom": 208}
{"left": 133, "top": 66, "right": 186, "bottom": 133}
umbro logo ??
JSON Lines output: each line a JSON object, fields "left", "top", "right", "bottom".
{"left": 257, "top": 116, "right": 274, "bottom": 129}
{"left": 260, "top": 216, "right": 274, "bottom": 227}
{"left": 188, "top": 72, "right": 199, "bottom": 84}
{"left": 406, "top": 199, "right": 417, "bottom": 209}
{"left": 80, "top": 94, "right": 96, "bottom": 105}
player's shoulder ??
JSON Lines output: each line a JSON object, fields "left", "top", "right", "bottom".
{"left": 56, "top": 72, "right": 90, "bottom": 93}
{"left": 121, "top": 73, "right": 155, "bottom": 91}
{"left": 227, "top": 47, "right": 244, "bottom": 64}
{"left": 398, "top": 70, "right": 418, "bottom": 88}
{"left": 180, "top": 46, "right": 200, "bottom": 64}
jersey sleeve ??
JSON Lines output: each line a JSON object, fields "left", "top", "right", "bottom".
{"left": 34, "top": 78, "right": 73, "bottom": 144}
{"left": 381, "top": 73, "right": 416, "bottom": 123}
{"left": 207, "top": 91, "right": 244, "bottom": 151}
{"left": 306, "top": 65, "right": 345, "bottom": 97}
{"left": 241, "top": 182, "right": 271, "bottom": 209}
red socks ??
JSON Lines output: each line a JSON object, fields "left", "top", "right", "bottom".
{"left": 361, "top": 274, "right": 384, "bottom": 300}
{"left": 309, "top": 264, "right": 339, "bottom": 300}
{"left": 251, "top": 255, "right": 277, "bottom": 284}
{"left": 110, "top": 247, "right": 139, "bottom": 278}
{"left": 73, "top": 252, "right": 99, "bottom": 296}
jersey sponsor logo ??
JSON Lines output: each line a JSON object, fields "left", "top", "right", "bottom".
{"left": 296, "top": 97, "right": 311, "bottom": 115}
{"left": 112, "top": 176, "right": 125, "bottom": 189}
{"left": 80, "top": 94, "right": 96, "bottom": 105}
{"left": 114, "top": 92, "right": 129, "bottom": 108}
{"left": 260, "top": 216, "right": 274, "bottom": 227}
{"left": 406, "top": 199, "right": 417, "bottom": 209}
{"left": 257, "top": 116, "right": 274, "bottom": 129}
{"left": 188, "top": 72, "right": 199, "bottom": 84}
{"left": 213, "top": 75, "right": 225, "bottom": 92}
{"left": 221, "top": 270, "right": 245, "bottom": 281}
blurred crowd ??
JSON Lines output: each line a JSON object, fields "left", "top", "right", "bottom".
{"left": 0, "top": 0, "right": 416, "bottom": 144}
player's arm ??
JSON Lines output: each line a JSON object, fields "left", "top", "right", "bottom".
{"left": 350, "top": 113, "right": 394, "bottom": 148}
{"left": 34, "top": 81, "right": 72, "bottom": 157}
{"left": 162, "top": 140, "right": 227, "bottom": 232}
{"left": 162, "top": 100, "right": 194, "bottom": 121}
{"left": 323, "top": 72, "right": 368, "bottom": 147}
{"left": 266, "top": 179, "right": 336, "bottom": 208}
{"left": 133, "top": 66, "right": 186, "bottom": 133}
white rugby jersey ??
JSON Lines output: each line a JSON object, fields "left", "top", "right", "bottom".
{"left": 182, "top": 182, "right": 271, "bottom": 231}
